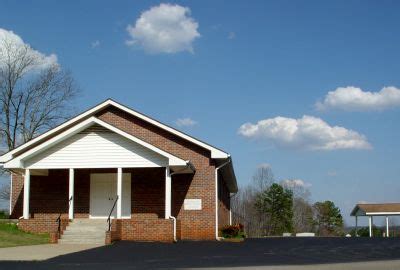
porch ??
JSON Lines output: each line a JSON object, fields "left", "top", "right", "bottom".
{"left": 16, "top": 167, "right": 187, "bottom": 243}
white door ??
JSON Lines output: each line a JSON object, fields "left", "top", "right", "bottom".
{"left": 90, "top": 173, "right": 131, "bottom": 218}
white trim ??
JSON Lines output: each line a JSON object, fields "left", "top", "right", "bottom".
{"left": 117, "top": 168, "right": 122, "bottom": 219}
{"left": 9, "top": 174, "right": 12, "bottom": 215}
{"left": 23, "top": 169, "right": 30, "bottom": 219}
{"left": 365, "top": 212, "right": 400, "bottom": 216}
{"left": 68, "top": 168, "right": 74, "bottom": 219}
{"left": 165, "top": 166, "right": 171, "bottom": 219}
{"left": 4, "top": 117, "right": 188, "bottom": 169}
{"left": 0, "top": 99, "right": 229, "bottom": 162}
{"left": 386, "top": 216, "right": 389, "bottom": 237}
{"left": 369, "top": 216, "right": 373, "bottom": 237}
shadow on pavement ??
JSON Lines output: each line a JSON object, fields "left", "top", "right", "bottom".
{"left": 1, "top": 238, "right": 400, "bottom": 269}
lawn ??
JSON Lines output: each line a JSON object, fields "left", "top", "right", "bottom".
{"left": 0, "top": 222, "right": 49, "bottom": 248}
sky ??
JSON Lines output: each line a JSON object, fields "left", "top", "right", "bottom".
{"left": 1, "top": 0, "right": 400, "bottom": 225}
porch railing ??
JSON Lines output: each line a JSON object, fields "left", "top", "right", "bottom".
{"left": 107, "top": 195, "right": 119, "bottom": 231}
{"left": 56, "top": 196, "right": 73, "bottom": 233}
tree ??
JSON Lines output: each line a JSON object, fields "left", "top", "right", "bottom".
{"left": 232, "top": 165, "right": 275, "bottom": 237}
{"left": 254, "top": 183, "right": 293, "bottom": 236}
{"left": 292, "top": 197, "right": 314, "bottom": 233}
{"left": 313, "top": 201, "right": 344, "bottom": 236}
{"left": 281, "top": 179, "right": 314, "bottom": 233}
{"left": 0, "top": 184, "right": 10, "bottom": 201}
{"left": 0, "top": 34, "right": 78, "bottom": 150}
{"left": 0, "top": 30, "right": 78, "bottom": 203}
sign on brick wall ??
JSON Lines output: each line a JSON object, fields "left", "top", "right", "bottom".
{"left": 184, "top": 199, "right": 202, "bottom": 210}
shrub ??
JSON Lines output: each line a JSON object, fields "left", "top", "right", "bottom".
{"left": 349, "top": 226, "right": 383, "bottom": 237}
{"left": 221, "top": 224, "right": 245, "bottom": 238}
{"left": 0, "top": 210, "right": 9, "bottom": 219}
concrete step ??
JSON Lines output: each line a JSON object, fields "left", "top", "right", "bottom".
{"left": 58, "top": 239, "right": 104, "bottom": 244}
{"left": 64, "top": 226, "right": 104, "bottom": 230}
{"left": 59, "top": 219, "right": 107, "bottom": 245}
{"left": 63, "top": 230, "right": 104, "bottom": 235}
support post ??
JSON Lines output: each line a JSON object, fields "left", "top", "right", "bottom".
{"left": 355, "top": 216, "right": 358, "bottom": 237}
{"left": 369, "top": 216, "right": 373, "bottom": 237}
{"left": 117, "top": 168, "right": 122, "bottom": 219}
{"left": 386, "top": 216, "right": 389, "bottom": 238}
{"left": 23, "top": 169, "right": 30, "bottom": 219}
{"left": 68, "top": 168, "right": 74, "bottom": 220}
{"left": 165, "top": 166, "right": 171, "bottom": 219}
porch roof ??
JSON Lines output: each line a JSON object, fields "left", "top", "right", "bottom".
{"left": 350, "top": 203, "right": 400, "bottom": 216}
{"left": 3, "top": 117, "right": 192, "bottom": 172}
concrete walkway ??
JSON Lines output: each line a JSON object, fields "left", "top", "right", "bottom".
{"left": 0, "top": 243, "right": 103, "bottom": 261}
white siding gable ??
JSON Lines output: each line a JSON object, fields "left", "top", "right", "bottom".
{"left": 24, "top": 125, "right": 167, "bottom": 169}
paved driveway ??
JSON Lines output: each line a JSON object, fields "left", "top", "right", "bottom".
{"left": 1, "top": 238, "right": 400, "bottom": 269}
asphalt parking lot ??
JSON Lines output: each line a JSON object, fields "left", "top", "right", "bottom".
{"left": 1, "top": 237, "right": 400, "bottom": 269}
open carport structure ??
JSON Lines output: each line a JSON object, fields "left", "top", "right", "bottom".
{"left": 351, "top": 203, "right": 400, "bottom": 237}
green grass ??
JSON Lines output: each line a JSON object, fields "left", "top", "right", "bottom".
{"left": 0, "top": 222, "right": 49, "bottom": 248}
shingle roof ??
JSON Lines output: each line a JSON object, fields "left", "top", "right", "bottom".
{"left": 351, "top": 203, "right": 400, "bottom": 216}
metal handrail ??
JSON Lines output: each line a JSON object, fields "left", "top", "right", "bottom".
{"left": 107, "top": 195, "right": 119, "bottom": 231}
{"left": 56, "top": 196, "right": 73, "bottom": 233}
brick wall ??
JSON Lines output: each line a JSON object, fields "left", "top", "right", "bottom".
{"left": 10, "top": 173, "right": 23, "bottom": 219}
{"left": 109, "top": 217, "right": 174, "bottom": 243}
{"left": 96, "top": 106, "right": 218, "bottom": 240}
{"left": 18, "top": 214, "right": 69, "bottom": 234}
{"left": 10, "top": 170, "right": 69, "bottom": 219}
{"left": 218, "top": 173, "right": 231, "bottom": 229}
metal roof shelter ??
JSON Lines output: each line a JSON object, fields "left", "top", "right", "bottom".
{"left": 350, "top": 203, "right": 400, "bottom": 237}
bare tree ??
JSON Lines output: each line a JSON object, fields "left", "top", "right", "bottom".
{"left": 0, "top": 184, "right": 10, "bottom": 201}
{"left": 0, "top": 37, "right": 78, "bottom": 150}
{"left": 0, "top": 33, "right": 78, "bottom": 203}
{"left": 232, "top": 165, "right": 275, "bottom": 237}
{"left": 281, "top": 179, "right": 314, "bottom": 233}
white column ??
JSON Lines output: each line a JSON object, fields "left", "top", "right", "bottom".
{"left": 386, "top": 216, "right": 389, "bottom": 238}
{"left": 68, "top": 168, "right": 74, "bottom": 220}
{"left": 369, "top": 216, "right": 373, "bottom": 237}
{"left": 165, "top": 166, "right": 171, "bottom": 219}
{"left": 23, "top": 169, "right": 30, "bottom": 219}
{"left": 355, "top": 216, "right": 358, "bottom": 237}
{"left": 117, "top": 168, "right": 122, "bottom": 219}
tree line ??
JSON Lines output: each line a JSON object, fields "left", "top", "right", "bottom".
{"left": 231, "top": 165, "right": 344, "bottom": 237}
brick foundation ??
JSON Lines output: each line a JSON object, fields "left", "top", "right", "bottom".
{"left": 18, "top": 214, "right": 69, "bottom": 234}
{"left": 108, "top": 217, "right": 174, "bottom": 243}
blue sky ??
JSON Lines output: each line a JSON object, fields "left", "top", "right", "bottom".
{"left": 1, "top": 0, "right": 400, "bottom": 225}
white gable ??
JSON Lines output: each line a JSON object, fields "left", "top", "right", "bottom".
{"left": 24, "top": 125, "right": 167, "bottom": 169}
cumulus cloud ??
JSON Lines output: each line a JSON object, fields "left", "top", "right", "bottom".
{"left": 228, "top": 31, "right": 236, "bottom": 39}
{"left": 126, "top": 3, "right": 200, "bottom": 54}
{"left": 281, "top": 179, "right": 311, "bottom": 189}
{"left": 238, "top": 115, "right": 371, "bottom": 151}
{"left": 175, "top": 117, "right": 197, "bottom": 127}
{"left": 0, "top": 28, "right": 58, "bottom": 71}
{"left": 316, "top": 86, "right": 400, "bottom": 111}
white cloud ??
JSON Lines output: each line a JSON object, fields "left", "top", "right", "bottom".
{"left": 281, "top": 179, "right": 311, "bottom": 189}
{"left": 316, "top": 86, "right": 400, "bottom": 111}
{"left": 175, "top": 117, "right": 197, "bottom": 127}
{"left": 238, "top": 115, "right": 371, "bottom": 151}
{"left": 126, "top": 3, "right": 200, "bottom": 54}
{"left": 91, "top": 40, "right": 100, "bottom": 48}
{"left": 0, "top": 28, "right": 58, "bottom": 71}
{"left": 228, "top": 31, "right": 236, "bottom": 39}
